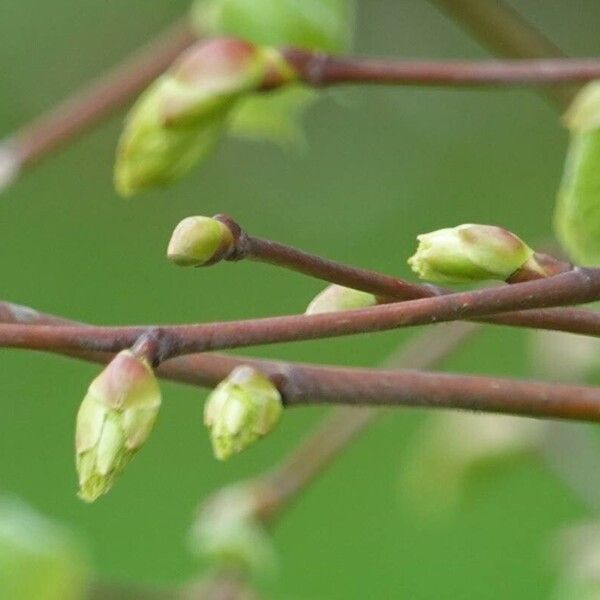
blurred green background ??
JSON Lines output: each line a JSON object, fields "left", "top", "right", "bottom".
{"left": 2, "top": 1, "right": 600, "bottom": 597}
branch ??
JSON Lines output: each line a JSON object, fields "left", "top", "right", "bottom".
{"left": 427, "top": 0, "right": 577, "bottom": 108}
{"left": 0, "top": 19, "right": 196, "bottom": 190}
{"left": 281, "top": 51, "right": 600, "bottom": 90}
{"left": 6, "top": 301, "right": 600, "bottom": 423}
{"left": 2, "top": 269, "right": 600, "bottom": 359}
{"left": 198, "top": 215, "right": 595, "bottom": 338}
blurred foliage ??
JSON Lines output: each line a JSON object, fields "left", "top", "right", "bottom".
{"left": 0, "top": 497, "right": 89, "bottom": 599}
{"left": 2, "top": 1, "right": 600, "bottom": 598}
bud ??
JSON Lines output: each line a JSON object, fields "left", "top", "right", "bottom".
{"left": 114, "top": 38, "right": 297, "bottom": 196}
{"left": 408, "top": 224, "right": 535, "bottom": 283}
{"left": 0, "top": 497, "right": 89, "bottom": 600}
{"left": 167, "top": 216, "right": 234, "bottom": 266}
{"left": 75, "top": 350, "right": 162, "bottom": 502}
{"left": 189, "top": 482, "right": 275, "bottom": 574}
{"left": 204, "top": 366, "right": 282, "bottom": 460}
{"left": 555, "top": 83, "right": 600, "bottom": 265}
{"left": 305, "top": 284, "right": 377, "bottom": 315}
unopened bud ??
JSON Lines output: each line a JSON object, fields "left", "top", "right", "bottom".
{"left": 189, "top": 482, "right": 275, "bottom": 574}
{"left": 305, "top": 284, "right": 377, "bottom": 315}
{"left": 114, "top": 38, "right": 296, "bottom": 196}
{"left": 75, "top": 350, "right": 162, "bottom": 502}
{"left": 408, "top": 224, "right": 535, "bottom": 283}
{"left": 204, "top": 366, "right": 282, "bottom": 460}
{"left": 167, "top": 216, "right": 234, "bottom": 266}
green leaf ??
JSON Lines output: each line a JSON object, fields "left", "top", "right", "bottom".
{"left": 228, "top": 85, "right": 316, "bottom": 145}
{"left": 194, "top": 0, "right": 355, "bottom": 52}
{"left": 555, "top": 129, "right": 600, "bottom": 265}
{"left": 192, "top": 0, "right": 355, "bottom": 144}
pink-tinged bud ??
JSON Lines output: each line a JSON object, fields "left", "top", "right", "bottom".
{"left": 75, "top": 350, "right": 162, "bottom": 502}
{"left": 408, "top": 224, "right": 535, "bottom": 283}
{"left": 114, "top": 38, "right": 297, "bottom": 196}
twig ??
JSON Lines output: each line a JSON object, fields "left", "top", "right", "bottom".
{"left": 427, "top": 0, "right": 577, "bottom": 108}
{"left": 0, "top": 19, "right": 196, "bottom": 190}
{"left": 281, "top": 52, "right": 600, "bottom": 90}
{"left": 6, "top": 300, "right": 600, "bottom": 422}
{"left": 2, "top": 267, "right": 599, "bottom": 358}
{"left": 211, "top": 215, "right": 593, "bottom": 337}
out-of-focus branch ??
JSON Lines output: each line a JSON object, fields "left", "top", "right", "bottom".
{"left": 0, "top": 19, "right": 196, "bottom": 190}
{"left": 427, "top": 0, "right": 577, "bottom": 108}
{"left": 255, "top": 322, "right": 479, "bottom": 521}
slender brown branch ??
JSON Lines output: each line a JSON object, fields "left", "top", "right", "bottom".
{"left": 6, "top": 299, "right": 600, "bottom": 422}
{"left": 0, "top": 19, "right": 196, "bottom": 189}
{"left": 214, "top": 214, "right": 595, "bottom": 338}
{"left": 281, "top": 51, "right": 600, "bottom": 90}
{"left": 427, "top": 0, "right": 577, "bottom": 108}
{"left": 2, "top": 269, "right": 600, "bottom": 358}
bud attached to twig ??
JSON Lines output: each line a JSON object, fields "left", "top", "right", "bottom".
{"left": 204, "top": 366, "right": 282, "bottom": 461}
{"left": 189, "top": 482, "right": 275, "bottom": 574}
{"left": 408, "top": 224, "right": 536, "bottom": 283}
{"left": 114, "top": 37, "right": 297, "bottom": 196}
{"left": 75, "top": 350, "right": 162, "bottom": 502}
{"left": 167, "top": 216, "right": 235, "bottom": 266}
{"left": 305, "top": 284, "right": 377, "bottom": 315}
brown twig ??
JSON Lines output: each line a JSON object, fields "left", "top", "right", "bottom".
{"left": 5, "top": 301, "right": 600, "bottom": 423}
{"left": 280, "top": 52, "right": 600, "bottom": 90}
{"left": 2, "top": 268, "right": 600, "bottom": 358}
{"left": 212, "top": 215, "right": 593, "bottom": 337}
{"left": 0, "top": 19, "right": 196, "bottom": 189}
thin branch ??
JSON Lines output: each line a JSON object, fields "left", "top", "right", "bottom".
{"left": 213, "top": 215, "right": 594, "bottom": 338}
{"left": 427, "top": 0, "right": 577, "bottom": 108}
{"left": 2, "top": 269, "right": 600, "bottom": 358}
{"left": 281, "top": 51, "right": 600, "bottom": 90}
{"left": 0, "top": 19, "right": 196, "bottom": 190}
{"left": 5, "top": 302, "right": 600, "bottom": 423}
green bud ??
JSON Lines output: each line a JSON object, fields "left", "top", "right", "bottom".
{"left": 167, "top": 215, "right": 234, "bottom": 266}
{"left": 305, "top": 284, "right": 377, "bottom": 315}
{"left": 408, "top": 224, "right": 535, "bottom": 283}
{"left": 555, "top": 82, "right": 600, "bottom": 265}
{"left": 204, "top": 366, "right": 282, "bottom": 460}
{"left": 115, "top": 38, "right": 296, "bottom": 196}
{"left": 0, "top": 497, "right": 89, "bottom": 600}
{"left": 75, "top": 350, "right": 162, "bottom": 502}
{"left": 189, "top": 482, "right": 275, "bottom": 574}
